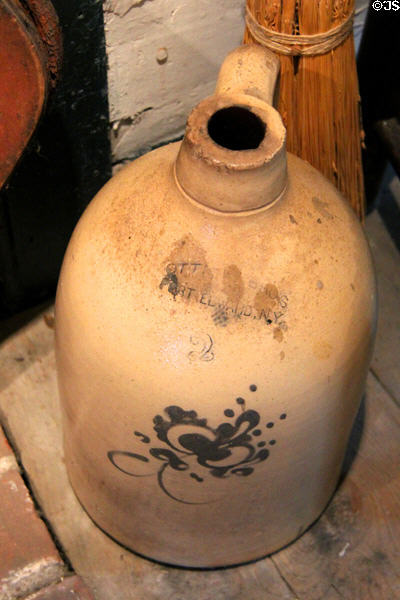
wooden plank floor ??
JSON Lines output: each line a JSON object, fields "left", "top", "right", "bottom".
{"left": 0, "top": 210, "right": 399, "bottom": 600}
{"left": 366, "top": 211, "right": 400, "bottom": 406}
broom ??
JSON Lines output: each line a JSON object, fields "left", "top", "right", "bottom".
{"left": 244, "top": 0, "right": 365, "bottom": 220}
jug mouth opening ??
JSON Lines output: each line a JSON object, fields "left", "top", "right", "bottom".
{"left": 207, "top": 106, "right": 266, "bottom": 151}
{"left": 181, "top": 94, "right": 285, "bottom": 172}
{"left": 175, "top": 94, "right": 287, "bottom": 212}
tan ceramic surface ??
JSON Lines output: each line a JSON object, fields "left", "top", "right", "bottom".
{"left": 55, "top": 46, "right": 376, "bottom": 567}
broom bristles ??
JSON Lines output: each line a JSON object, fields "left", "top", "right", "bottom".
{"left": 244, "top": 0, "right": 364, "bottom": 220}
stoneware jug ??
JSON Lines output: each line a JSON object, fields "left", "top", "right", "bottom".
{"left": 55, "top": 45, "right": 376, "bottom": 568}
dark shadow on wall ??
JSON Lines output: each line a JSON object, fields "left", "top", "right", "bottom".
{"left": 358, "top": 5, "right": 400, "bottom": 210}
{"left": 0, "top": 0, "right": 111, "bottom": 317}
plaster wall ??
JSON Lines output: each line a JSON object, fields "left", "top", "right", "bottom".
{"left": 103, "top": 0, "right": 368, "bottom": 166}
{"left": 103, "top": 0, "right": 245, "bottom": 164}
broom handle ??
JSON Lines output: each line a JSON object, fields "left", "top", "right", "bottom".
{"left": 215, "top": 45, "right": 280, "bottom": 106}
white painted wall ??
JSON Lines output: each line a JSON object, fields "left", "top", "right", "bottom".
{"left": 103, "top": 0, "right": 368, "bottom": 166}
{"left": 103, "top": 0, "right": 245, "bottom": 164}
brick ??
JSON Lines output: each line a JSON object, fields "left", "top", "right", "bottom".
{"left": 0, "top": 426, "right": 64, "bottom": 600}
{"left": 0, "top": 426, "right": 17, "bottom": 461}
{"left": 26, "top": 576, "right": 95, "bottom": 599}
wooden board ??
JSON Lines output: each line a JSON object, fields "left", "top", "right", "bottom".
{"left": 1, "top": 318, "right": 399, "bottom": 599}
{"left": 0, "top": 211, "right": 399, "bottom": 599}
{"left": 0, "top": 317, "right": 295, "bottom": 599}
{"left": 271, "top": 374, "right": 400, "bottom": 599}
{"left": 366, "top": 211, "right": 400, "bottom": 405}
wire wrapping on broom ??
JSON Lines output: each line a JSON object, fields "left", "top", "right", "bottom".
{"left": 245, "top": 6, "right": 354, "bottom": 56}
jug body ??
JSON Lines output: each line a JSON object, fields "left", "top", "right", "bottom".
{"left": 55, "top": 46, "right": 376, "bottom": 567}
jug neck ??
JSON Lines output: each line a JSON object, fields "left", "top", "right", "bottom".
{"left": 174, "top": 94, "right": 287, "bottom": 214}
{"left": 175, "top": 44, "right": 288, "bottom": 214}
